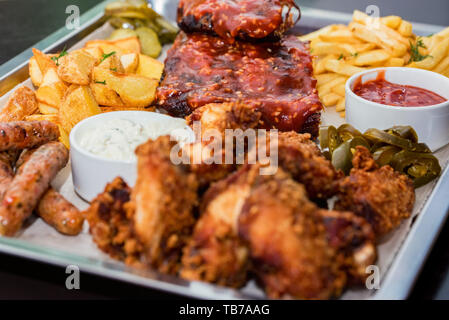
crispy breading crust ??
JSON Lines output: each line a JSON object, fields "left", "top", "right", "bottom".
{"left": 335, "top": 146, "right": 415, "bottom": 237}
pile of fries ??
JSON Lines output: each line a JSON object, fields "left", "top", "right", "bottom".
{"left": 1, "top": 35, "right": 164, "bottom": 148}
{"left": 301, "top": 10, "right": 449, "bottom": 117}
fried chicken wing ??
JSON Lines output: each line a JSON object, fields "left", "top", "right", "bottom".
{"left": 238, "top": 170, "right": 346, "bottom": 299}
{"left": 335, "top": 146, "right": 415, "bottom": 237}
{"left": 181, "top": 164, "right": 274, "bottom": 287}
{"left": 132, "top": 136, "right": 199, "bottom": 274}
{"left": 86, "top": 177, "right": 144, "bottom": 267}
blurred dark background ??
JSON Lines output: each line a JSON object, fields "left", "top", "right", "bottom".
{"left": 0, "top": 0, "right": 448, "bottom": 300}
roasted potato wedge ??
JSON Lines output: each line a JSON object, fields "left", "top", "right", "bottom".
{"left": 136, "top": 54, "right": 164, "bottom": 80}
{"left": 97, "top": 52, "right": 125, "bottom": 73}
{"left": 120, "top": 53, "right": 139, "bottom": 73}
{"left": 29, "top": 57, "right": 44, "bottom": 87}
{"left": 85, "top": 40, "right": 128, "bottom": 55}
{"left": 100, "top": 106, "right": 155, "bottom": 113}
{"left": 58, "top": 125, "right": 70, "bottom": 149}
{"left": 38, "top": 102, "right": 59, "bottom": 115}
{"left": 0, "top": 86, "right": 38, "bottom": 122}
{"left": 92, "top": 67, "right": 158, "bottom": 107}
{"left": 90, "top": 82, "right": 125, "bottom": 107}
{"left": 32, "top": 48, "right": 57, "bottom": 75}
{"left": 113, "top": 37, "right": 141, "bottom": 54}
{"left": 57, "top": 49, "right": 97, "bottom": 85}
{"left": 25, "top": 114, "right": 59, "bottom": 124}
{"left": 36, "top": 70, "right": 67, "bottom": 108}
{"left": 59, "top": 85, "right": 101, "bottom": 133}
{"left": 83, "top": 46, "right": 104, "bottom": 63}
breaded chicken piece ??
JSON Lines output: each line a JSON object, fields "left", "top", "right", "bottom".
{"left": 335, "top": 146, "right": 415, "bottom": 237}
{"left": 319, "top": 210, "right": 376, "bottom": 284}
{"left": 181, "top": 164, "right": 269, "bottom": 288}
{"left": 86, "top": 177, "right": 144, "bottom": 267}
{"left": 132, "top": 136, "right": 199, "bottom": 274}
{"left": 238, "top": 171, "right": 346, "bottom": 299}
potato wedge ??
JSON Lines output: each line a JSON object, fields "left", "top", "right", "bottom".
{"left": 36, "top": 67, "right": 66, "bottom": 107}
{"left": 25, "top": 114, "right": 59, "bottom": 124}
{"left": 57, "top": 49, "right": 97, "bottom": 85}
{"left": 92, "top": 67, "right": 158, "bottom": 107}
{"left": 354, "top": 49, "right": 391, "bottom": 66}
{"left": 136, "top": 54, "right": 164, "bottom": 80}
{"left": 83, "top": 46, "right": 104, "bottom": 63}
{"left": 120, "top": 53, "right": 139, "bottom": 73}
{"left": 29, "top": 57, "right": 43, "bottom": 87}
{"left": 32, "top": 48, "right": 57, "bottom": 75}
{"left": 85, "top": 40, "right": 128, "bottom": 55}
{"left": 112, "top": 37, "right": 141, "bottom": 54}
{"left": 0, "top": 86, "right": 38, "bottom": 122}
{"left": 58, "top": 125, "right": 70, "bottom": 149}
{"left": 59, "top": 85, "right": 101, "bottom": 133}
{"left": 98, "top": 52, "right": 125, "bottom": 73}
{"left": 38, "top": 102, "right": 58, "bottom": 115}
{"left": 100, "top": 106, "right": 155, "bottom": 113}
{"left": 90, "top": 82, "right": 125, "bottom": 108}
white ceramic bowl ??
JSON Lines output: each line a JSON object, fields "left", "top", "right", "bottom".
{"left": 345, "top": 67, "right": 449, "bottom": 151}
{"left": 70, "top": 111, "right": 195, "bottom": 202}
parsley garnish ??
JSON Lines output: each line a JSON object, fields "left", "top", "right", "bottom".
{"left": 110, "top": 68, "right": 117, "bottom": 72}
{"left": 409, "top": 39, "right": 432, "bottom": 63}
{"left": 351, "top": 52, "right": 359, "bottom": 57}
{"left": 338, "top": 54, "right": 344, "bottom": 60}
{"left": 100, "top": 51, "right": 116, "bottom": 63}
{"left": 95, "top": 80, "right": 106, "bottom": 85}
{"left": 51, "top": 46, "right": 68, "bottom": 66}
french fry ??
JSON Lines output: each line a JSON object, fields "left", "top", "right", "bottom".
{"left": 322, "top": 93, "right": 341, "bottom": 107}
{"left": 381, "top": 16, "right": 402, "bottom": 29}
{"left": 318, "top": 76, "right": 347, "bottom": 96}
{"left": 436, "top": 26, "right": 449, "bottom": 38}
{"left": 315, "top": 55, "right": 337, "bottom": 75}
{"left": 354, "top": 49, "right": 391, "bottom": 66}
{"left": 325, "top": 59, "right": 366, "bottom": 77}
{"left": 332, "top": 83, "right": 346, "bottom": 96}
{"left": 398, "top": 20, "right": 413, "bottom": 37}
{"left": 311, "top": 41, "right": 356, "bottom": 56}
{"left": 315, "top": 73, "right": 340, "bottom": 87}
{"left": 385, "top": 57, "right": 405, "bottom": 67}
{"left": 298, "top": 25, "right": 341, "bottom": 42}
{"left": 336, "top": 98, "right": 346, "bottom": 112}
{"left": 411, "top": 38, "right": 449, "bottom": 70}
{"left": 319, "top": 28, "right": 361, "bottom": 44}
{"left": 434, "top": 56, "right": 449, "bottom": 74}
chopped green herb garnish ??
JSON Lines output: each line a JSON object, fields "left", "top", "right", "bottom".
{"left": 95, "top": 80, "right": 106, "bottom": 85}
{"left": 100, "top": 51, "right": 116, "bottom": 63}
{"left": 409, "top": 39, "right": 432, "bottom": 63}
{"left": 351, "top": 52, "right": 359, "bottom": 57}
{"left": 110, "top": 68, "right": 117, "bottom": 72}
{"left": 338, "top": 54, "right": 344, "bottom": 60}
{"left": 51, "top": 45, "right": 68, "bottom": 66}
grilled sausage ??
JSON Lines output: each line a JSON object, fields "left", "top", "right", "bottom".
{"left": 37, "top": 188, "right": 84, "bottom": 235}
{"left": 0, "top": 151, "right": 19, "bottom": 199}
{"left": 17, "top": 148, "right": 84, "bottom": 235}
{"left": 0, "top": 121, "right": 59, "bottom": 152}
{"left": 0, "top": 142, "right": 68, "bottom": 236}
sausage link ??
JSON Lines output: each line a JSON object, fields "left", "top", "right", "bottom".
{"left": 0, "top": 121, "right": 59, "bottom": 152}
{"left": 0, "top": 142, "right": 68, "bottom": 236}
{"left": 0, "top": 151, "right": 19, "bottom": 199}
{"left": 37, "top": 188, "right": 84, "bottom": 235}
{"left": 17, "top": 148, "right": 84, "bottom": 235}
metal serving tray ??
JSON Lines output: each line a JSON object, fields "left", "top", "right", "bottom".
{"left": 0, "top": 0, "right": 448, "bottom": 300}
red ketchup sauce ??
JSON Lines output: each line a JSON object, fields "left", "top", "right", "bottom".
{"left": 353, "top": 71, "right": 446, "bottom": 107}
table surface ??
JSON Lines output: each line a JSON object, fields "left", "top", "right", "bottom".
{"left": 0, "top": 0, "right": 448, "bottom": 300}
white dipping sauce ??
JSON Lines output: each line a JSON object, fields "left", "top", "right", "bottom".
{"left": 79, "top": 118, "right": 182, "bottom": 162}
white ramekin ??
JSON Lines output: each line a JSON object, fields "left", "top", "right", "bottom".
{"left": 345, "top": 67, "right": 449, "bottom": 151}
{"left": 69, "top": 111, "right": 194, "bottom": 202}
